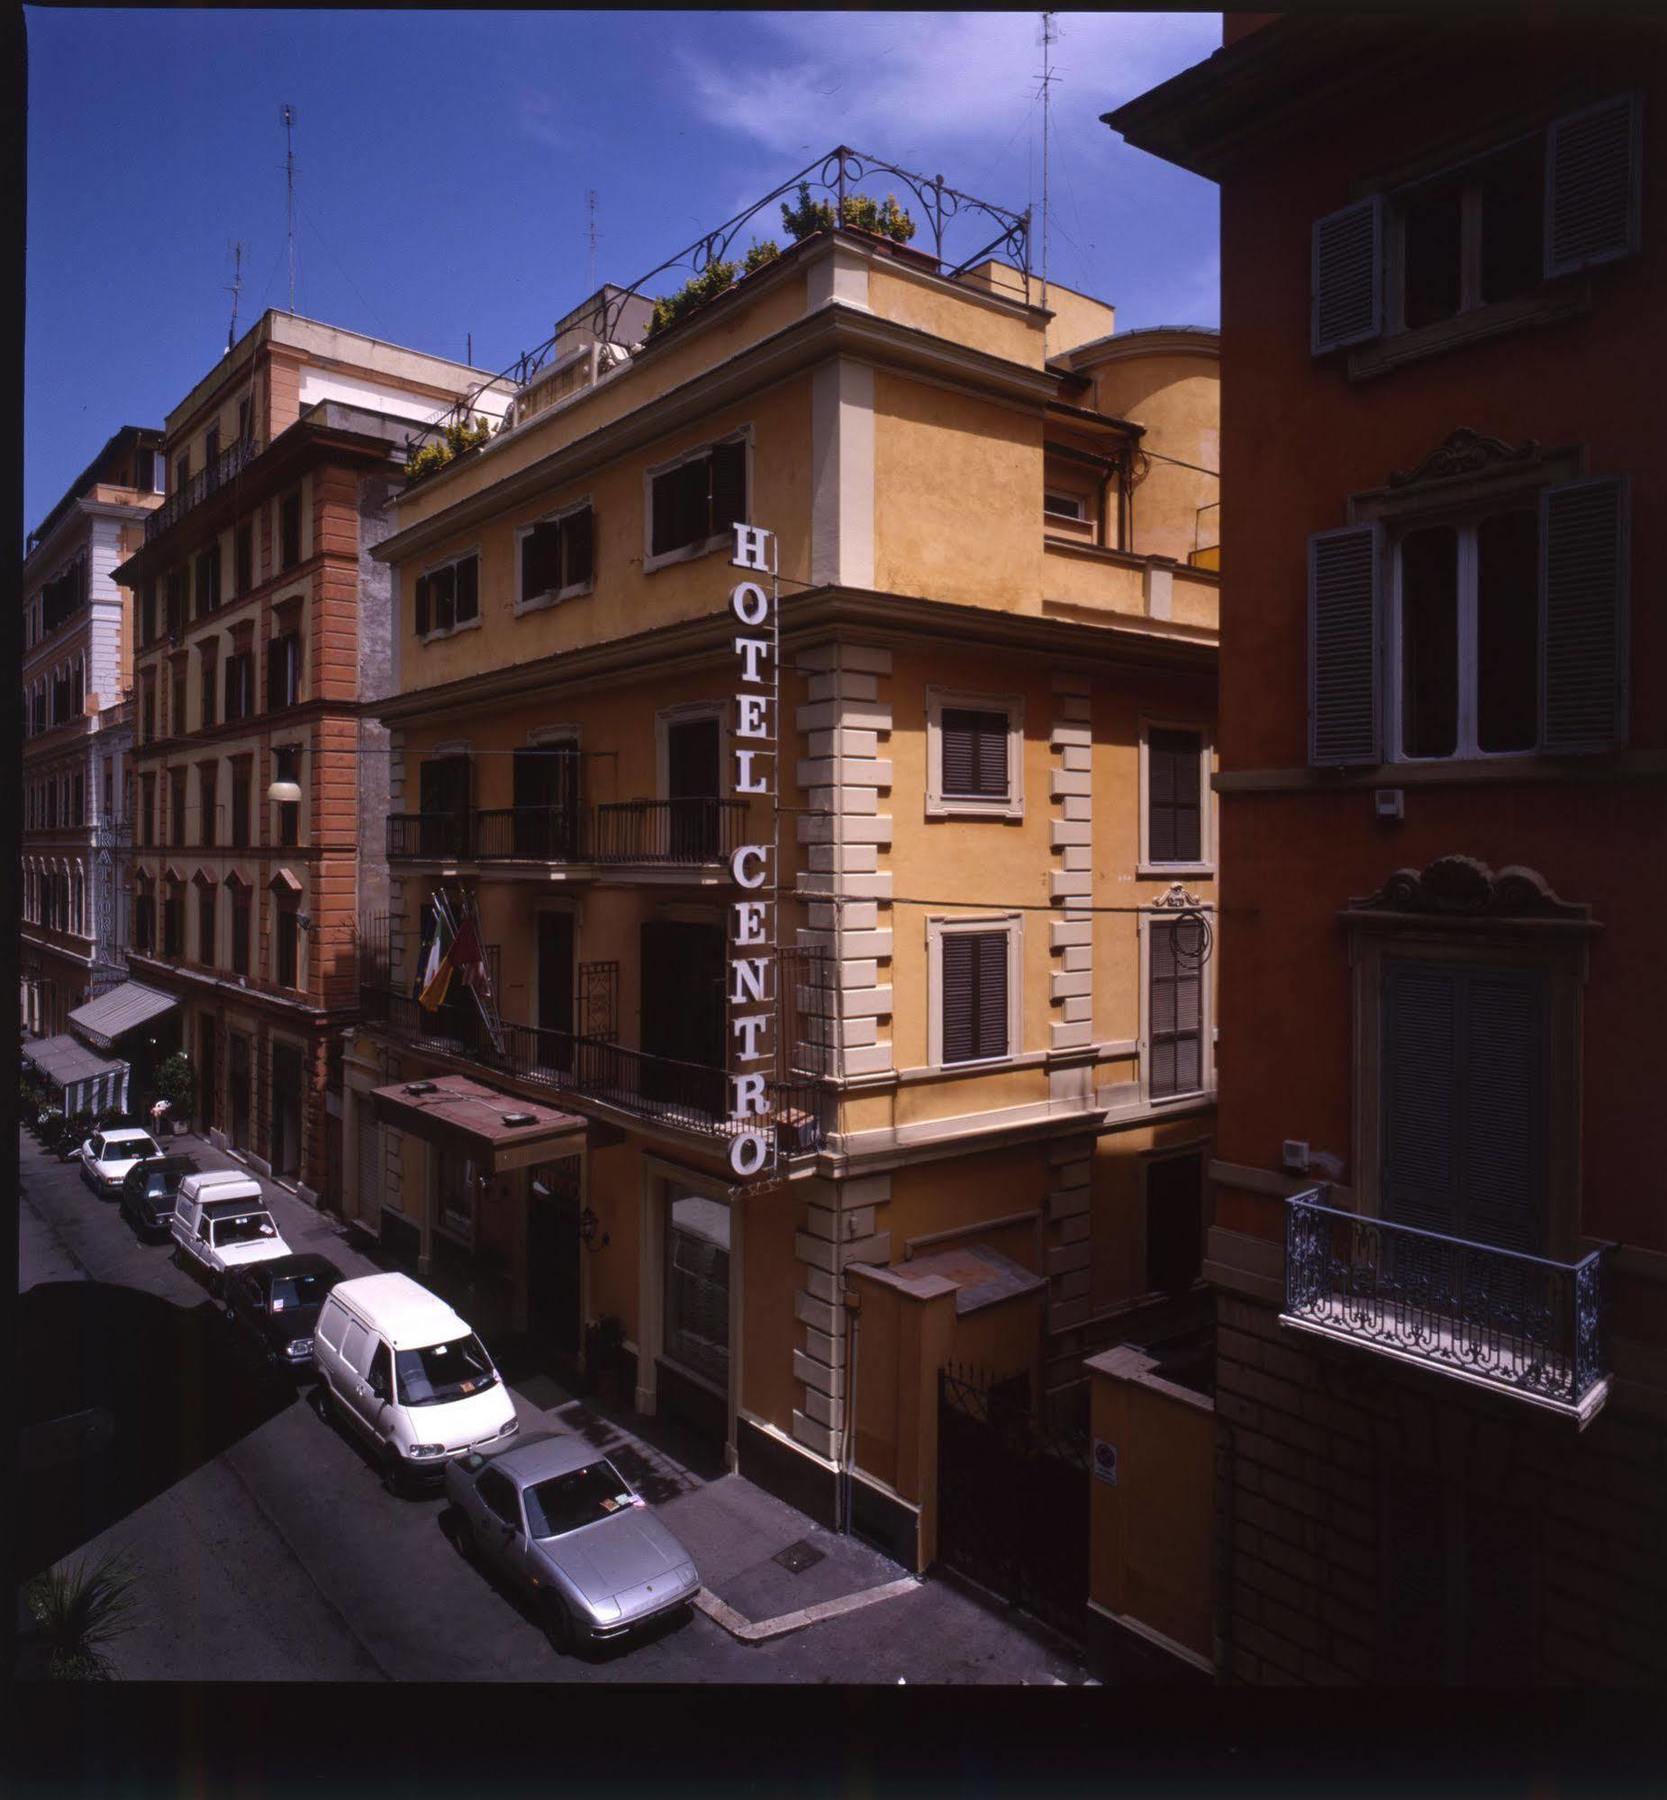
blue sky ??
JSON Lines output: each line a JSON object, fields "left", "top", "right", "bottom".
{"left": 24, "top": 8, "right": 1220, "bottom": 537}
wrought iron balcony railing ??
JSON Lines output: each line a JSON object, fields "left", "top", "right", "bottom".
{"left": 1281, "top": 1191, "right": 1608, "bottom": 1419}
{"left": 145, "top": 436, "right": 258, "bottom": 544}
{"left": 359, "top": 985, "right": 821, "bottom": 1158}
{"left": 386, "top": 799, "right": 746, "bottom": 868}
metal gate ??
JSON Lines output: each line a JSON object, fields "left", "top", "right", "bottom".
{"left": 937, "top": 1364, "right": 1091, "bottom": 1642}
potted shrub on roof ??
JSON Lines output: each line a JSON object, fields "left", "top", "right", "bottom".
{"left": 643, "top": 238, "right": 782, "bottom": 341}
{"left": 779, "top": 182, "right": 935, "bottom": 269}
{"left": 405, "top": 414, "right": 493, "bottom": 485}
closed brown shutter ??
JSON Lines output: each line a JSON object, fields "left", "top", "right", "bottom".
{"left": 1309, "top": 523, "right": 1382, "bottom": 766}
{"left": 1545, "top": 92, "right": 1641, "bottom": 277}
{"left": 455, "top": 556, "right": 479, "bottom": 624}
{"left": 1381, "top": 959, "right": 1461, "bottom": 1234}
{"left": 1540, "top": 475, "right": 1628, "bottom": 753}
{"left": 1148, "top": 728, "right": 1203, "bottom": 862}
{"left": 1311, "top": 195, "right": 1384, "bottom": 354}
{"left": 414, "top": 573, "right": 430, "bottom": 637}
{"left": 940, "top": 708, "right": 1009, "bottom": 799}
{"left": 710, "top": 440, "right": 747, "bottom": 537}
{"left": 522, "top": 522, "right": 560, "bottom": 601}
{"left": 941, "top": 929, "right": 1008, "bottom": 1064}
{"left": 564, "top": 506, "right": 594, "bottom": 587}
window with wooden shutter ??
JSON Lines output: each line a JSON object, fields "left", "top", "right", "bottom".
{"left": 940, "top": 927, "right": 1010, "bottom": 1066}
{"left": 651, "top": 442, "right": 746, "bottom": 559}
{"left": 563, "top": 505, "right": 594, "bottom": 588}
{"left": 1545, "top": 92, "right": 1642, "bottom": 277}
{"left": 940, "top": 708, "right": 1010, "bottom": 800}
{"left": 521, "top": 521, "right": 561, "bottom": 602}
{"left": 1309, "top": 523, "right": 1381, "bottom": 766}
{"left": 711, "top": 439, "right": 747, "bottom": 537}
{"left": 1148, "top": 920, "right": 1203, "bottom": 1099}
{"left": 280, "top": 491, "right": 302, "bottom": 570}
{"left": 414, "top": 572, "right": 430, "bottom": 637}
{"left": 1379, "top": 957, "right": 1548, "bottom": 1253}
{"left": 1540, "top": 475, "right": 1628, "bottom": 753}
{"left": 1312, "top": 196, "right": 1384, "bottom": 353}
{"left": 1146, "top": 727, "right": 1204, "bottom": 865}
{"left": 454, "top": 555, "right": 479, "bottom": 625}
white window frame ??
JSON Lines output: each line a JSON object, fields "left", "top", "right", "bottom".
{"left": 1138, "top": 718, "right": 1215, "bottom": 878}
{"left": 514, "top": 496, "right": 595, "bottom": 616}
{"left": 641, "top": 428, "right": 752, "bottom": 574}
{"left": 926, "top": 911, "right": 1024, "bottom": 1071}
{"left": 926, "top": 687, "right": 1025, "bottom": 821}
{"left": 415, "top": 545, "right": 484, "bottom": 644}
{"left": 1137, "top": 906, "right": 1216, "bottom": 1108}
{"left": 1043, "top": 489, "right": 1088, "bottom": 521}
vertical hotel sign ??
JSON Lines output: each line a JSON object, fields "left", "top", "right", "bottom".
{"left": 727, "top": 521, "right": 778, "bottom": 1180}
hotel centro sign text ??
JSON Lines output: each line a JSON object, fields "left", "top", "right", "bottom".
{"left": 726, "top": 522, "right": 780, "bottom": 1180}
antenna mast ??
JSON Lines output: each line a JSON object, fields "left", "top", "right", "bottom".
{"left": 1039, "top": 12, "right": 1059, "bottom": 347}
{"left": 281, "top": 102, "right": 298, "bottom": 314}
{"left": 587, "top": 188, "right": 598, "bottom": 294}
{"left": 225, "top": 241, "right": 245, "bottom": 354}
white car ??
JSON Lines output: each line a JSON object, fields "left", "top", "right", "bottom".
{"left": 171, "top": 1173, "right": 293, "bottom": 1293}
{"left": 80, "top": 1128, "right": 161, "bottom": 1195}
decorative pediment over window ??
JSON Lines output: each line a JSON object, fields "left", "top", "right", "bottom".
{"left": 1152, "top": 882, "right": 1208, "bottom": 911}
{"left": 161, "top": 865, "right": 185, "bottom": 887}
{"left": 269, "top": 866, "right": 304, "bottom": 896}
{"left": 191, "top": 868, "right": 218, "bottom": 889}
{"left": 1347, "top": 855, "right": 1591, "bottom": 925}
{"left": 223, "top": 868, "right": 250, "bottom": 892}
{"left": 1387, "top": 429, "right": 1543, "bottom": 491}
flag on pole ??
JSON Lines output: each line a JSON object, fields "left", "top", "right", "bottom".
{"left": 418, "top": 907, "right": 455, "bottom": 1012}
{"left": 449, "top": 913, "right": 485, "bottom": 994}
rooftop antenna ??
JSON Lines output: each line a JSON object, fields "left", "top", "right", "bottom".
{"left": 281, "top": 102, "right": 298, "bottom": 314}
{"left": 1039, "top": 12, "right": 1059, "bottom": 350}
{"left": 224, "top": 240, "right": 245, "bottom": 354}
{"left": 587, "top": 188, "right": 598, "bottom": 295}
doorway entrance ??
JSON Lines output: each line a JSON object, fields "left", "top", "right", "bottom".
{"left": 269, "top": 1039, "right": 304, "bottom": 1179}
{"left": 197, "top": 1016, "right": 218, "bottom": 1133}
{"left": 229, "top": 1033, "right": 252, "bottom": 1150}
{"left": 639, "top": 920, "right": 725, "bottom": 1120}
{"left": 527, "top": 1158, "right": 583, "bottom": 1369}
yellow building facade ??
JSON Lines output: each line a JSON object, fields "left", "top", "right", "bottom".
{"left": 342, "top": 219, "right": 1219, "bottom": 1566}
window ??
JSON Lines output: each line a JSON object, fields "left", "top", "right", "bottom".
{"left": 1147, "top": 917, "right": 1205, "bottom": 1100}
{"left": 275, "top": 903, "right": 300, "bottom": 989}
{"left": 1312, "top": 93, "right": 1642, "bottom": 359}
{"left": 165, "top": 569, "right": 186, "bottom": 639}
{"left": 414, "top": 553, "right": 480, "bottom": 638}
{"left": 648, "top": 437, "right": 746, "bottom": 563}
{"left": 141, "top": 675, "right": 157, "bottom": 744}
{"left": 273, "top": 744, "right": 302, "bottom": 847}
{"left": 73, "top": 773, "right": 85, "bottom": 827}
{"left": 140, "top": 581, "right": 157, "bottom": 647}
{"left": 927, "top": 690, "right": 1024, "bottom": 818}
{"left": 172, "top": 667, "right": 188, "bottom": 738}
{"left": 197, "top": 883, "right": 216, "bottom": 966}
{"left": 1143, "top": 726, "right": 1208, "bottom": 869}
{"left": 224, "top": 646, "right": 255, "bottom": 723}
{"left": 435, "top": 1147, "right": 477, "bottom": 1242}
{"left": 237, "top": 397, "right": 251, "bottom": 443}
{"left": 162, "top": 880, "right": 184, "bottom": 958}
{"left": 229, "top": 882, "right": 251, "bottom": 976}
{"left": 234, "top": 524, "right": 253, "bottom": 597}
{"left": 1310, "top": 474, "right": 1629, "bottom": 766}
{"left": 140, "top": 774, "right": 156, "bottom": 848}
{"left": 175, "top": 451, "right": 190, "bottom": 494}
{"left": 199, "top": 649, "right": 218, "bottom": 731}
{"left": 230, "top": 757, "right": 252, "bottom": 848}
{"left": 279, "top": 491, "right": 302, "bottom": 570}
{"left": 267, "top": 630, "right": 302, "bottom": 710}
{"left": 518, "top": 503, "right": 595, "bottom": 608}
{"left": 133, "top": 888, "right": 154, "bottom": 953}
{"left": 169, "top": 771, "right": 187, "bottom": 849}
{"left": 102, "top": 760, "right": 113, "bottom": 821}
{"left": 664, "top": 1191, "right": 731, "bottom": 1391}
{"left": 1044, "top": 491, "right": 1087, "bottom": 521}
{"left": 198, "top": 763, "right": 217, "bottom": 847}
{"left": 931, "top": 917, "right": 1020, "bottom": 1068}
{"left": 417, "top": 755, "right": 471, "bottom": 857}
{"left": 195, "top": 545, "right": 221, "bottom": 617}
{"left": 204, "top": 423, "right": 220, "bottom": 467}
{"left": 1145, "top": 1151, "right": 1205, "bottom": 1297}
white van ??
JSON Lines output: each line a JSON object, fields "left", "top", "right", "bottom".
{"left": 171, "top": 1171, "right": 292, "bottom": 1292}
{"left": 312, "top": 1272, "right": 519, "bottom": 1493}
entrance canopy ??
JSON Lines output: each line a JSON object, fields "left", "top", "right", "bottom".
{"left": 68, "top": 980, "right": 178, "bottom": 1051}
{"left": 23, "top": 1034, "right": 130, "bottom": 1116}
{"left": 370, "top": 1074, "right": 586, "bottom": 1175}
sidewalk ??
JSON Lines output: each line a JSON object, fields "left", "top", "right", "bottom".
{"left": 165, "top": 1132, "right": 920, "bottom": 1641}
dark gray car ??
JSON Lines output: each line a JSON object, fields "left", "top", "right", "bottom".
{"left": 442, "top": 1430, "right": 700, "bottom": 1651}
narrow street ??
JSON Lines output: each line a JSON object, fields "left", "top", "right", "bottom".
{"left": 18, "top": 1130, "right": 1099, "bottom": 1685}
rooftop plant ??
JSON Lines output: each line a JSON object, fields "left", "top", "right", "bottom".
{"left": 644, "top": 238, "right": 781, "bottom": 340}
{"left": 405, "top": 415, "right": 494, "bottom": 483}
{"left": 780, "top": 182, "right": 917, "bottom": 245}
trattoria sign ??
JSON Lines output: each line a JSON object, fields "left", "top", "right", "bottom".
{"left": 727, "top": 522, "right": 779, "bottom": 1180}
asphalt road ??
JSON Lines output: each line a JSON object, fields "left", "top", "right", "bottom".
{"left": 18, "top": 1132, "right": 1098, "bottom": 1685}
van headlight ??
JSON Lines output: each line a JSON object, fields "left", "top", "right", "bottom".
{"left": 285, "top": 1339, "right": 313, "bottom": 1359}
{"left": 408, "top": 1443, "right": 448, "bottom": 1459}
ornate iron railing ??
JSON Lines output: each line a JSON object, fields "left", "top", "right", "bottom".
{"left": 360, "top": 985, "right": 822, "bottom": 1158}
{"left": 145, "top": 436, "right": 258, "bottom": 544}
{"left": 386, "top": 813, "right": 472, "bottom": 860}
{"left": 1282, "top": 1191, "right": 1607, "bottom": 1411}
{"left": 387, "top": 800, "right": 745, "bottom": 867}
{"left": 416, "top": 145, "right": 1032, "bottom": 446}
{"left": 473, "top": 806, "right": 586, "bottom": 862}
{"left": 592, "top": 798, "right": 744, "bottom": 865}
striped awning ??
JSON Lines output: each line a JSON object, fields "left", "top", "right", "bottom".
{"left": 67, "top": 980, "right": 178, "bottom": 1050}
{"left": 22, "top": 1034, "right": 129, "bottom": 1116}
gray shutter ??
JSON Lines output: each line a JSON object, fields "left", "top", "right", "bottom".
{"left": 1540, "top": 475, "right": 1628, "bottom": 753}
{"left": 940, "top": 933, "right": 976, "bottom": 1064}
{"left": 1380, "top": 959, "right": 1460, "bottom": 1235}
{"left": 1308, "top": 523, "right": 1382, "bottom": 767}
{"left": 1457, "top": 966, "right": 1546, "bottom": 1256}
{"left": 1311, "top": 195, "right": 1385, "bottom": 354}
{"left": 1545, "top": 92, "right": 1642, "bottom": 278}
{"left": 975, "top": 930, "right": 1008, "bottom": 1060}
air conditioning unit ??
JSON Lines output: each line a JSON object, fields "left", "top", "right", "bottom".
{"left": 1374, "top": 788, "right": 1405, "bottom": 821}
{"left": 1281, "top": 1139, "right": 1310, "bottom": 1174}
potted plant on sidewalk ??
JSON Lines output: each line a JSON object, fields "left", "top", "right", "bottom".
{"left": 152, "top": 1052, "right": 195, "bottom": 1139}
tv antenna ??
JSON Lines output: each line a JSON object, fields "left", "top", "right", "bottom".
{"left": 281, "top": 102, "right": 298, "bottom": 314}
{"left": 1038, "top": 12, "right": 1060, "bottom": 346}
{"left": 587, "top": 188, "right": 598, "bottom": 295}
{"left": 225, "top": 240, "right": 245, "bottom": 354}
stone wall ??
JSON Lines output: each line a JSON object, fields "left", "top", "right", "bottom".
{"left": 1215, "top": 1292, "right": 1667, "bottom": 1685}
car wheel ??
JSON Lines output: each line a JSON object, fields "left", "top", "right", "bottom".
{"left": 454, "top": 1518, "right": 477, "bottom": 1564}
{"left": 544, "top": 1596, "right": 577, "bottom": 1655}
{"left": 311, "top": 1382, "right": 335, "bottom": 1424}
{"left": 380, "top": 1447, "right": 405, "bottom": 1497}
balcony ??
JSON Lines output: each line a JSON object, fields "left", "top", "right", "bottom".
{"left": 360, "top": 985, "right": 821, "bottom": 1158}
{"left": 145, "top": 436, "right": 257, "bottom": 544}
{"left": 1280, "top": 1192, "right": 1608, "bottom": 1423}
{"left": 387, "top": 799, "right": 747, "bottom": 870}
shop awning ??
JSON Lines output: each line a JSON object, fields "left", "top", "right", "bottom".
{"left": 370, "top": 1074, "right": 586, "bottom": 1175}
{"left": 68, "top": 980, "right": 178, "bottom": 1051}
{"left": 22, "top": 1034, "right": 130, "bottom": 1117}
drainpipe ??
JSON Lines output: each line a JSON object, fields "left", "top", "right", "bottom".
{"left": 841, "top": 1270, "right": 861, "bottom": 1534}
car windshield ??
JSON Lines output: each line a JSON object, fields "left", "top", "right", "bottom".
{"left": 107, "top": 1138, "right": 158, "bottom": 1163}
{"left": 212, "top": 1213, "right": 279, "bottom": 1248}
{"left": 268, "top": 1271, "right": 332, "bottom": 1311}
{"left": 524, "top": 1460, "right": 639, "bottom": 1539}
{"left": 393, "top": 1335, "right": 497, "bottom": 1407}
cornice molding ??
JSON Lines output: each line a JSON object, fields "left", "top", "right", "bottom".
{"left": 1387, "top": 427, "right": 1543, "bottom": 492}
{"left": 1346, "top": 855, "right": 1593, "bottom": 926}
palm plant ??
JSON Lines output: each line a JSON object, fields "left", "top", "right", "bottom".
{"left": 23, "top": 1551, "right": 141, "bottom": 1680}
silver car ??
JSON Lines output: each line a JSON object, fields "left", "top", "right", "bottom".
{"left": 443, "top": 1430, "right": 700, "bottom": 1651}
